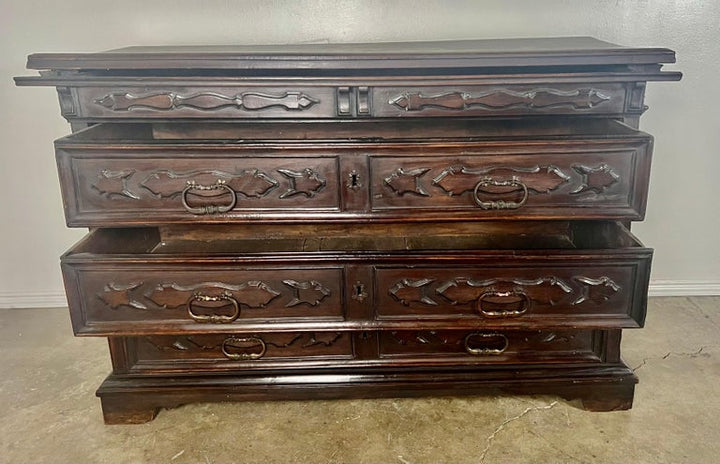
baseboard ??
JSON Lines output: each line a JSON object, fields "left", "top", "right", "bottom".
{"left": 0, "top": 291, "right": 67, "bottom": 309}
{"left": 1, "top": 280, "right": 718, "bottom": 309}
{"left": 647, "top": 280, "right": 720, "bottom": 297}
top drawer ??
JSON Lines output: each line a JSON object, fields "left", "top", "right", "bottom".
{"left": 15, "top": 39, "right": 681, "bottom": 122}
{"left": 64, "top": 82, "right": 630, "bottom": 121}
{"left": 55, "top": 119, "right": 652, "bottom": 226}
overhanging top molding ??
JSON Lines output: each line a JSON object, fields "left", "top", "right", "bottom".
{"left": 22, "top": 37, "right": 678, "bottom": 76}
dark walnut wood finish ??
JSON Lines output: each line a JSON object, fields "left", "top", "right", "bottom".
{"left": 61, "top": 222, "right": 651, "bottom": 335}
{"left": 55, "top": 119, "right": 653, "bottom": 226}
{"left": 17, "top": 38, "right": 680, "bottom": 423}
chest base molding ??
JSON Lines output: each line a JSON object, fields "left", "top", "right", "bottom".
{"left": 96, "top": 362, "right": 636, "bottom": 424}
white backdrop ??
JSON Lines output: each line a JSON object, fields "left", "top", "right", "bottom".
{"left": 1, "top": 0, "right": 718, "bottom": 307}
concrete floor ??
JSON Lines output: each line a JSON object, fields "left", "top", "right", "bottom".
{"left": 0, "top": 297, "right": 718, "bottom": 463}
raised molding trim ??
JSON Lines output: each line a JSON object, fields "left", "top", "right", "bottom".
{"left": 0, "top": 280, "right": 718, "bottom": 308}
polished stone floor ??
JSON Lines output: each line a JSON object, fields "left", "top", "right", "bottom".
{"left": 1, "top": 297, "right": 718, "bottom": 463}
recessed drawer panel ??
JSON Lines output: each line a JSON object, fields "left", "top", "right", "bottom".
{"left": 61, "top": 222, "right": 651, "bottom": 335}
{"left": 378, "top": 329, "right": 603, "bottom": 364}
{"left": 376, "top": 265, "right": 642, "bottom": 325}
{"left": 75, "top": 86, "right": 339, "bottom": 119}
{"left": 370, "top": 147, "right": 651, "bottom": 219}
{"left": 371, "top": 84, "right": 627, "bottom": 118}
{"left": 68, "top": 266, "right": 344, "bottom": 331}
{"left": 120, "top": 332, "right": 354, "bottom": 373}
{"left": 58, "top": 151, "right": 340, "bottom": 225}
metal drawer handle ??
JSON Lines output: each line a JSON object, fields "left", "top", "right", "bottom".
{"left": 473, "top": 177, "right": 529, "bottom": 210}
{"left": 479, "top": 290, "right": 531, "bottom": 317}
{"left": 464, "top": 332, "right": 509, "bottom": 355}
{"left": 222, "top": 337, "right": 267, "bottom": 360}
{"left": 181, "top": 180, "right": 237, "bottom": 215}
{"left": 187, "top": 292, "right": 240, "bottom": 323}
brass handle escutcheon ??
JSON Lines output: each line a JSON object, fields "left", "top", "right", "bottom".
{"left": 221, "top": 336, "right": 267, "bottom": 360}
{"left": 478, "top": 290, "right": 531, "bottom": 317}
{"left": 473, "top": 177, "right": 529, "bottom": 210}
{"left": 181, "top": 180, "right": 237, "bottom": 215}
{"left": 187, "top": 292, "right": 240, "bottom": 323}
{"left": 464, "top": 332, "right": 509, "bottom": 355}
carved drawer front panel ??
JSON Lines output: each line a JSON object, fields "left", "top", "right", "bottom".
{"left": 376, "top": 265, "right": 647, "bottom": 328}
{"left": 120, "top": 332, "right": 354, "bottom": 373}
{"left": 371, "top": 146, "right": 651, "bottom": 219}
{"left": 66, "top": 268, "right": 344, "bottom": 334}
{"left": 372, "top": 84, "right": 627, "bottom": 118}
{"left": 58, "top": 151, "right": 339, "bottom": 225}
{"left": 378, "top": 329, "right": 603, "bottom": 364}
{"left": 76, "top": 86, "right": 337, "bottom": 119}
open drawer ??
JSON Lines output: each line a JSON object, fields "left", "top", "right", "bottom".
{"left": 54, "top": 118, "right": 652, "bottom": 226}
{"left": 61, "top": 221, "right": 651, "bottom": 335}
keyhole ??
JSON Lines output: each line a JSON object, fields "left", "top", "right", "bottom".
{"left": 351, "top": 281, "right": 367, "bottom": 302}
{"left": 348, "top": 171, "right": 361, "bottom": 190}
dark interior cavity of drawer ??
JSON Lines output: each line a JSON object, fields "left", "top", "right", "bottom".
{"left": 59, "top": 117, "right": 644, "bottom": 143}
{"left": 62, "top": 221, "right": 643, "bottom": 256}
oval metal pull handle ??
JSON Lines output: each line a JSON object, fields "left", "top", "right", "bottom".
{"left": 464, "top": 332, "right": 509, "bottom": 355}
{"left": 478, "top": 290, "right": 531, "bottom": 317}
{"left": 181, "top": 180, "right": 237, "bottom": 215}
{"left": 221, "top": 336, "right": 267, "bottom": 360}
{"left": 473, "top": 177, "right": 529, "bottom": 210}
{"left": 187, "top": 292, "right": 240, "bottom": 323}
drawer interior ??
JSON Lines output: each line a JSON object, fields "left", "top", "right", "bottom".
{"left": 63, "top": 221, "right": 644, "bottom": 258}
{"left": 57, "top": 117, "right": 648, "bottom": 145}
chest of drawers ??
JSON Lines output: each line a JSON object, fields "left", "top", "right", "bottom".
{"left": 16, "top": 37, "right": 680, "bottom": 424}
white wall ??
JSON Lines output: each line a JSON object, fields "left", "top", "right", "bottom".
{"left": 1, "top": 0, "right": 718, "bottom": 307}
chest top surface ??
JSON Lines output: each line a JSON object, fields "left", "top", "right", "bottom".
{"left": 19, "top": 37, "right": 678, "bottom": 77}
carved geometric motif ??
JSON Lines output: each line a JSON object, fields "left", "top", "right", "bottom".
{"left": 282, "top": 280, "right": 332, "bottom": 307}
{"left": 91, "top": 169, "right": 140, "bottom": 200}
{"left": 95, "top": 91, "right": 319, "bottom": 112}
{"left": 145, "top": 281, "right": 281, "bottom": 309}
{"left": 277, "top": 168, "right": 326, "bottom": 198}
{"left": 388, "top": 330, "right": 576, "bottom": 347}
{"left": 302, "top": 332, "right": 343, "bottom": 347}
{"left": 384, "top": 168, "right": 431, "bottom": 196}
{"left": 389, "top": 88, "right": 611, "bottom": 112}
{"left": 389, "top": 274, "right": 622, "bottom": 309}
{"left": 389, "top": 330, "right": 458, "bottom": 345}
{"left": 140, "top": 169, "right": 278, "bottom": 199}
{"left": 432, "top": 165, "right": 570, "bottom": 196}
{"left": 143, "top": 332, "right": 344, "bottom": 353}
{"left": 539, "top": 332, "right": 574, "bottom": 343}
{"left": 98, "top": 282, "right": 146, "bottom": 310}
{"left": 570, "top": 164, "right": 621, "bottom": 194}
{"left": 388, "top": 278, "right": 437, "bottom": 306}
{"left": 435, "top": 277, "right": 573, "bottom": 306}
{"left": 572, "top": 276, "right": 621, "bottom": 305}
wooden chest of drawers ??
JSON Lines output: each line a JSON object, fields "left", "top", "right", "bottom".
{"left": 16, "top": 37, "right": 680, "bottom": 424}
